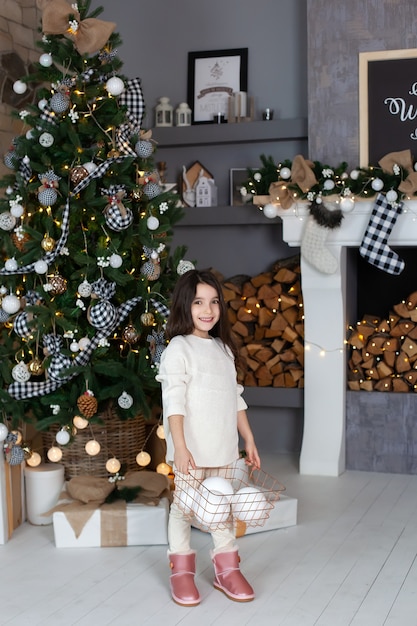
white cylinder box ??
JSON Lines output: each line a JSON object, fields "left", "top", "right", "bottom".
{"left": 24, "top": 463, "right": 65, "bottom": 525}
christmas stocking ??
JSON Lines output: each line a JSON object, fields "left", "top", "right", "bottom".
{"left": 359, "top": 193, "right": 405, "bottom": 275}
{"left": 301, "top": 200, "right": 343, "bottom": 274}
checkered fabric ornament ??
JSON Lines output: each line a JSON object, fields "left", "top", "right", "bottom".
{"left": 359, "top": 193, "right": 405, "bottom": 275}
{"left": 118, "top": 77, "right": 145, "bottom": 127}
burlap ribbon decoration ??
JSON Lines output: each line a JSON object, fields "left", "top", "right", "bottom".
{"left": 37, "top": 0, "right": 116, "bottom": 55}
{"left": 269, "top": 154, "right": 318, "bottom": 209}
{"left": 378, "top": 149, "right": 417, "bottom": 196}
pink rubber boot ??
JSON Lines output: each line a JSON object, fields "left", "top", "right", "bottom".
{"left": 168, "top": 551, "right": 201, "bottom": 606}
{"left": 211, "top": 548, "right": 255, "bottom": 602}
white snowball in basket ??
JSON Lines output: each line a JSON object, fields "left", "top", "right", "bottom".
{"left": 176, "top": 485, "right": 200, "bottom": 517}
{"left": 194, "top": 490, "right": 231, "bottom": 527}
{"left": 200, "top": 476, "right": 234, "bottom": 502}
{"left": 232, "top": 486, "right": 268, "bottom": 523}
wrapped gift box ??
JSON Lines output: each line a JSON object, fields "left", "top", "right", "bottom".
{"left": 53, "top": 498, "right": 169, "bottom": 548}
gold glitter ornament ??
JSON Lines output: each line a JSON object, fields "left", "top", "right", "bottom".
{"left": 49, "top": 274, "right": 67, "bottom": 295}
{"left": 41, "top": 235, "right": 55, "bottom": 252}
{"left": 122, "top": 324, "right": 140, "bottom": 344}
{"left": 140, "top": 311, "right": 154, "bottom": 326}
{"left": 28, "top": 356, "right": 44, "bottom": 376}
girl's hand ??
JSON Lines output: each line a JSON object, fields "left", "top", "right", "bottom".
{"left": 244, "top": 442, "right": 261, "bottom": 470}
{"left": 174, "top": 447, "right": 196, "bottom": 474}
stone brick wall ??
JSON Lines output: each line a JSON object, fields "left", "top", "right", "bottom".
{"left": 0, "top": 0, "right": 41, "bottom": 175}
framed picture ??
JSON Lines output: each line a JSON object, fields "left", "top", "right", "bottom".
{"left": 359, "top": 48, "right": 417, "bottom": 166}
{"left": 188, "top": 48, "right": 248, "bottom": 124}
{"left": 229, "top": 168, "right": 253, "bottom": 206}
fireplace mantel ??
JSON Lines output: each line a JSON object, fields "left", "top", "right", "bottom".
{"left": 278, "top": 199, "right": 417, "bottom": 476}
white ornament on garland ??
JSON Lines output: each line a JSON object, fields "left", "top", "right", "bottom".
{"left": 5, "top": 257, "right": 18, "bottom": 271}
{"left": 10, "top": 203, "right": 24, "bottom": 218}
{"left": 2, "top": 294, "right": 21, "bottom": 314}
{"left": 34, "top": 260, "right": 48, "bottom": 274}
{"left": 371, "top": 178, "right": 384, "bottom": 191}
{"left": 109, "top": 253, "right": 123, "bottom": 268}
{"left": 280, "top": 166, "right": 291, "bottom": 180}
{"left": 12, "top": 361, "right": 31, "bottom": 382}
{"left": 147, "top": 215, "right": 159, "bottom": 230}
{"left": 118, "top": 391, "right": 133, "bottom": 409}
{"left": 39, "top": 53, "right": 53, "bottom": 67}
{"left": 105, "top": 76, "right": 125, "bottom": 96}
{"left": 386, "top": 189, "right": 398, "bottom": 203}
{"left": 262, "top": 203, "right": 279, "bottom": 219}
{"left": 13, "top": 80, "right": 27, "bottom": 94}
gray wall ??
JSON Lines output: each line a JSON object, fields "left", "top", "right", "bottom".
{"left": 307, "top": 0, "right": 417, "bottom": 167}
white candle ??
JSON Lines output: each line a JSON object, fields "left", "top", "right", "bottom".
{"left": 234, "top": 91, "right": 247, "bottom": 118}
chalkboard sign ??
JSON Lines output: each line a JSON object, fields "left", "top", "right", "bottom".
{"left": 359, "top": 49, "right": 417, "bottom": 166}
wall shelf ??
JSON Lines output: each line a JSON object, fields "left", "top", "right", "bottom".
{"left": 176, "top": 204, "right": 281, "bottom": 226}
{"left": 152, "top": 118, "right": 308, "bottom": 148}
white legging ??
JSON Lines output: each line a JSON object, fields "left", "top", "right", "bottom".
{"left": 168, "top": 465, "right": 237, "bottom": 554}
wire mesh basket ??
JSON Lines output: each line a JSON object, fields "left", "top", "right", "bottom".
{"left": 173, "top": 458, "right": 285, "bottom": 532}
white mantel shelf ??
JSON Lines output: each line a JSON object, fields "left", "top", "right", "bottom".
{"left": 278, "top": 199, "right": 417, "bottom": 477}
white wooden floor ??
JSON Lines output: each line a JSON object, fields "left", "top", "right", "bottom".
{"left": 1, "top": 453, "right": 417, "bottom": 626}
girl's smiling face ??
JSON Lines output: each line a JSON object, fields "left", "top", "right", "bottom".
{"left": 191, "top": 282, "right": 220, "bottom": 338}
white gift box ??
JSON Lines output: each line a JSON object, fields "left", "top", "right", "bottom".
{"left": 53, "top": 498, "right": 169, "bottom": 548}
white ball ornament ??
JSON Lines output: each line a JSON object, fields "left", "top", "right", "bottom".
{"left": 38, "top": 98, "right": 48, "bottom": 111}
{"left": 85, "top": 439, "right": 101, "bottom": 456}
{"left": 78, "top": 337, "right": 90, "bottom": 350}
{"left": 371, "top": 177, "right": 384, "bottom": 192}
{"left": 26, "top": 129, "right": 35, "bottom": 140}
{"left": 5, "top": 258, "right": 18, "bottom": 271}
{"left": 147, "top": 215, "right": 159, "bottom": 230}
{"left": 13, "top": 80, "right": 27, "bottom": 94}
{"left": 177, "top": 259, "right": 195, "bottom": 275}
{"left": 55, "top": 428, "right": 70, "bottom": 445}
{"left": 262, "top": 203, "right": 279, "bottom": 219}
{"left": 118, "top": 391, "right": 133, "bottom": 409}
{"left": 0, "top": 423, "right": 9, "bottom": 442}
{"left": 200, "top": 477, "right": 234, "bottom": 502}
{"left": 231, "top": 486, "right": 267, "bottom": 522}
{"left": 136, "top": 450, "right": 151, "bottom": 467}
{"left": 2, "top": 294, "right": 21, "bottom": 314}
{"left": 350, "top": 169, "right": 360, "bottom": 180}
{"left": 70, "top": 341, "right": 79, "bottom": 352}
{"left": 78, "top": 280, "right": 92, "bottom": 297}
{"left": 10, "top": 203, "right": 24, "bottom": 218}
{"left": 12, "top": 361, "right": 31, "bottom": 382}
{"left": 34, "top": 260, "right": 48, "bottom": 274}
{"left": 0, "top": 212, "right": 16, "bottom": 230}
{"left": 109, "top": 253, "right": 123, "bottom": 268}
{"left": 194, "top": 491, "right": 230, "bottom": 527}
{"left": 39, "top": 53, "right": 53, "bottom": 67}
{"left": 280, "top": 166, "right": 291, "bottom": 180}
{"left": 0, "top": 286, "right": 7, "bottom": 295}
{"left": 323, "top": 179, "right": 335, "bottom": 191}
{"left": 105, "top": 76, "right": 125, "bottom": 96}
{"left": 386, "top": 189, "right": 398, "bottom": 203}
{"left": 83, "top": 162, "right": 97, "bottom": 174}
{"left": 340, "top": 197, "right": 355, "bottom": 213}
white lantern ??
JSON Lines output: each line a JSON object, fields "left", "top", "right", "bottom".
{"left": 26, "top": 451, "right": 42, "bottom": 467}
{"left": 155, "top": 97, "right": 173, "bottom": 127}
{"left": 47, "top": 446, "right": 63, "bottom": 462}
{"left": 73, "top": 415, "right": 88, "bottom": 429}
{"left": 175, "top": 102, "right": 192, "bottom": 127}
{"left": 136, "top": 451, "right": 151, "bottom": 467}
{"left": 106, "top": 457, "right": 121, "bottom": 473}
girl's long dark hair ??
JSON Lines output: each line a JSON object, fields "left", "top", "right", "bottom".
{"left": 165, "top": 269, "right": 239, "bottom": 362}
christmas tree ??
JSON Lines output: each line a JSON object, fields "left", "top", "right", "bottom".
{"left": 0, "top": 0, "right": 188, "bottom": 465}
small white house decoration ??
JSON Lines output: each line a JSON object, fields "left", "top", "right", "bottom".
{"left": 195, "top": 173, "right": 217, "bottom": 207}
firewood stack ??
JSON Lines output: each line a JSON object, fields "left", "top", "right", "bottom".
{"left": 347, "top": 291, "right": 417, "bottom": 392}
{"left": 222, "top": 255, "right": 304, "bottom": 388}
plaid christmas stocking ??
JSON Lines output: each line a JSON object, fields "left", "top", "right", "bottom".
{"left": 359, "top": 193, "right": 405, "bottom": 275}
{"left": 301, "top": 200, "right": 343, "bottom": 274}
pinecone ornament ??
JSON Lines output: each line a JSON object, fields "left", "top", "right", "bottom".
{"left": 77, "top": 391, "right": 98, "bottom": 418}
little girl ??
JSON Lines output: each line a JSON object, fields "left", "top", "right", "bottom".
{"left": 156, "top": 269, "right": 260, "bottom": 606}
